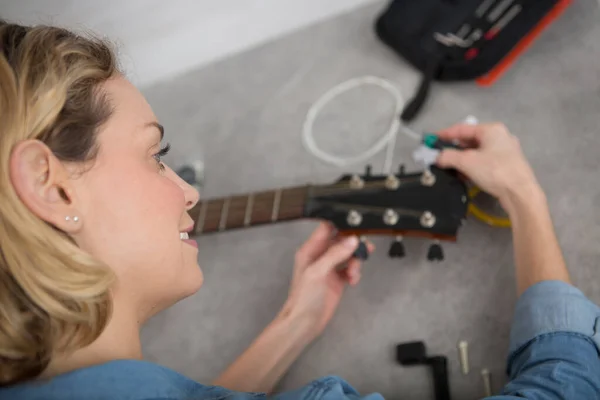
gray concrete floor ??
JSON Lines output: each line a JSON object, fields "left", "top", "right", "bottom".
{"left": 140, "top": 2, "right": 600, "bottom": 399}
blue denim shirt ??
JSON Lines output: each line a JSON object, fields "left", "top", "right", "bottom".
{"left": 2, "top": 281, "right": 599, "bottom": 400}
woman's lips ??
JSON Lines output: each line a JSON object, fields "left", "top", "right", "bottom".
{"left": 182, "top": 239, "right": 198, "bottom": 249}
{"left": 180, "top": 232, "right": 198, "bottom": 248}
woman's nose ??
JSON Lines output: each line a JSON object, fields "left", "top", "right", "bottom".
{"left": 183, "top": 181, "right": 200, "bottom": 210}
{"left": 167, "top": 165, "right": 201, "bottom": 210}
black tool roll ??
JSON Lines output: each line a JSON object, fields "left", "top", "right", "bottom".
{"left": 375, "top": 0, "right": 570, "bottom": 122}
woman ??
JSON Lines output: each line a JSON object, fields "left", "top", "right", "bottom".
{"left": 1, "top": 20, "right": 598, "bottom": 400}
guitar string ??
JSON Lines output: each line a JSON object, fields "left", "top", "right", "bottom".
{"left": 195, "top": 176, "right": 427, "bottom": 211}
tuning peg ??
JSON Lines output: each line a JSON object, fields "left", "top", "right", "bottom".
{"left": 427, "top": 240, "right": 444, "bottom": 262}
{"left": 398, "top": 164, "right": 406, "bottom": 175}
{"left": 388, "top": 236, "right": 405, "bottom": 258}
{"left": 353, "top": 236, "right": 370, "bottom": 261}
{"left": 364, "top": 164, "right": 372, "bottom": 177}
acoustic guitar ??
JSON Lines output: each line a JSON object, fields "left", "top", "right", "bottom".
{"left": 188, "top": 165, "right": 469, "bottom": 261}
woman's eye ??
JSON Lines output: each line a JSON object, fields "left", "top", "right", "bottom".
{"left": 153, "top": 143, "right": 171, "bottom": 171}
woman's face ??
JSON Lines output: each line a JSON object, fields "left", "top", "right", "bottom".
{"left": 71, "top": 77, "right": 202, "bottom": 318}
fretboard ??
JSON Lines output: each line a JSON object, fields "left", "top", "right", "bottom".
{"left": 189, "top": 186, "right": 310, "bottom": 235}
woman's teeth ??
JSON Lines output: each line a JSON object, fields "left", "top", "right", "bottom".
{"left": 180, "top": 232, "right": 189, "bottom": 240}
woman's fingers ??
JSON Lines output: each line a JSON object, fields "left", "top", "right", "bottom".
{"left": 436, "top": 123, "right": 484, "bottom": 144}
{"left": 295, "top": 222, "right": 335, "bottom": 267}
{"left": 344, "top": 260, "right": 361, "bottom": 286}
{"left": 366, "top": 241, "right": 375, "bottom": 253}
{"left": 337, "top": 239, "right": 374, "bottom": 285}
{"left": 301, "top": 230, "right": 375, "bottom": 282}
{"left": 313, "top": 236, "right": 359, "bottom": 275}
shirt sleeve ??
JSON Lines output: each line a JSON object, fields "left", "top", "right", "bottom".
{"left": 508, "top": 280, "right": 600, "bottom": 355}
{"left": 488, "top": 280, "right": 600, "bottom": 399}
{"left": 272, "top": 376, "right": 383, "bottom": 400}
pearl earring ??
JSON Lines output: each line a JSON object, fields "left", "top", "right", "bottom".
{"left": 65, "top": 216, "right": 79, "bottom": 222}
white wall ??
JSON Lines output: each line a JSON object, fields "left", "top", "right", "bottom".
{"left": 2, "top": 0, "right": 375, "bottom": 87}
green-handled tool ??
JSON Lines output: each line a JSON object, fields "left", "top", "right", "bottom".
{"left": 422, "top": 133, "right": 462, "bottom": 150}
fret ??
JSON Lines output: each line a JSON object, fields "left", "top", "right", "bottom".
{"left": 188, "top": 186, "right": 309, "bottom": 235}
{"left": 244, "top": 194, "right": 254, "bottom": 226}
{"left": 195, "top": 200, "right": 208, "bottom": 234}
{"left": 271, "top": 189, "right": 282, "bottom": 222}
{"left": 219, "top": 197, "right": 230, "bottom": 231}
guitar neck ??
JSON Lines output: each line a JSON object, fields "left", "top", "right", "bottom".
{"left": 190, "top": 185, "right": 311, "bottom": 235}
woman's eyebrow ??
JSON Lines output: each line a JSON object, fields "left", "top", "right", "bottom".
{"left": 145, "top": 121, "right": 164, "bottom": 141}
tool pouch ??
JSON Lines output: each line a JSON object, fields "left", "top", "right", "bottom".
{"left": 375, "top": 0, "right": 571, "bottom": 121}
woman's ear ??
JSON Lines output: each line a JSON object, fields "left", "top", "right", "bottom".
{"left": 9, "top": 139, "right": 83, "bottom": 233}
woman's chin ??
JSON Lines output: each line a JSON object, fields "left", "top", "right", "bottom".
{"left": 182, "top": 264, "right": 204, "bottom": 297}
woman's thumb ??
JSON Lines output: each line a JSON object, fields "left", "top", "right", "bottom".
{"left": 313, "top": 236, "right": 359, "bottom": 274}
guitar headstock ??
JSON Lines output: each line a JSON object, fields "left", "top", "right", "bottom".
{"left": 304, "top": 165, "right": 469, "bottom": 243}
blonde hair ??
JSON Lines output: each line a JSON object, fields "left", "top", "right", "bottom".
{"left": 0, "top": 20, "right": 119, "bottom": 385}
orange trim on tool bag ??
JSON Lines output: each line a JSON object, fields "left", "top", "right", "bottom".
{"left": 476, "top": 0, "right": 573, "bottom": 87}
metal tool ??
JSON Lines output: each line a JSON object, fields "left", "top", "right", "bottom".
{"left": 488, "top": 0, "right": 515, "bottom": 23}
{"left": 481, "top": 368, "right": 493, "bottom": 396}
{"left": 458, "top": 341, "right": 470, "bottom": 375}
{"left": 489, "top": 4, "right": 523, "bottom": 37}
{"left": 456, "top": 24, "right": 472, "bottom": 39}
{"left": 396, "top": 341, "right": 451, "bottom": 400}
{"left": 476, "top": 0, "right": 499, "bottom": 18}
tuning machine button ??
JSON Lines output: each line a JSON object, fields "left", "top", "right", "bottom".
{"left": 420, "top": 211, "right": 436, "bottom": 228}
{"left": 388, "top": 236, "right": 405, "bottom": 258}
{"left": 350, "top": 174, "right": 365, "bottom": 189}
{"left": 421, "top": 169, "right": 436, "bottom": 187}
{"left": 347, "top": 210, "right": 363, "bottom": 227}
{"left": 383, "top": 209, "right": 399, "bottom": 226}
{"left": 385, "top": 175, "right": 400, "bottom": 190}
{"left": 427, "top": 240, "right": 444, "bottom": 261}
{"left": 353, "top": 236, "right": 369, "bottom": 261}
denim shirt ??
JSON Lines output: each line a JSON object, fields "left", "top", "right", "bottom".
{"left": 2, "top": 281, "right": 599, "bottom": 400}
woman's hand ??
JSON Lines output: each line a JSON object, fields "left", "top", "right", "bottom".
{"left": 435, "top": 123, "right": 540, "bottom": 208}
{"left": 277, "top": 222, "right": 374, "bottom": 340}
{"left": 213, "top": 224, "right": 372, "bottom": 393}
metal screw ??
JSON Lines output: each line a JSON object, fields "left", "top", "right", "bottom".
{"left": 349, "top": 174, "right": 364, "bottom": 189}
{"left": 385, "top": 175, "right": 400, "bottom": 190}
{"left": 458, "top": 340, "right": 469, "bottom": 375}
{"left": 420, "top": 211, "right": 436, "bottom": 228}
{"left": 481, "top": 368, "right": 492, "bottom": 397}
{"left": 383, "top": 209, "right": 399, "bottom": 226}
{"left": 347, "top": 210, "right": 362, "bottom": 227}
{"left": 421, "top": 169, "right": 436, "bottom": 187}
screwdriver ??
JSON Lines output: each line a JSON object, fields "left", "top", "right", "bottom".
{"left": 422, "top": 133, "right": 462, "bottom": 150}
